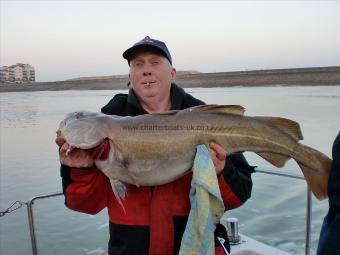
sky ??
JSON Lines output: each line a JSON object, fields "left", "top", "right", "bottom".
{"left": 1, "top": 0, "right": 340, "bottom": 82}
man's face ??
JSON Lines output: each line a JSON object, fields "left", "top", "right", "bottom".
{"left": 129, "top": 51, "right": 176, "bottom": 100}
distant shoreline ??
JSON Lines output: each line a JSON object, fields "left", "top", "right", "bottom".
{"left": 1, "top": 66, "right": 340, "bottom": 93}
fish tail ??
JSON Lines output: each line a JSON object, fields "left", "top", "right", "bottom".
{"left": 298, "top": 145, "right": 332, "bottom": 200}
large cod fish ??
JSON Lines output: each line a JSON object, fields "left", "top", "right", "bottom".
{"left": 56, "top": 105, "right": 332, "bottom": 205}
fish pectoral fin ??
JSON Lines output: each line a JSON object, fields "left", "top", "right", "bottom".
{"left": 255, "top": 117, "right": 303, "bottom": 141}
{"left": 186, "top": 105, "right": 245, "bottom": 115}
{"left": 257, "top": 152, "right": 290, "bottom": 167}
{"left": 109, "top": 179, "right": 127, "bottom": 213}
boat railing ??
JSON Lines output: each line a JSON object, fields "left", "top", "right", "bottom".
{"left": 26, "top": 191, "right": 63, "bottom": 255}
{"left": 255, "top": 169, "right": 311, "bottom": 255}
{"left": 25, "top": 170, "right": 312, "bottom": 255}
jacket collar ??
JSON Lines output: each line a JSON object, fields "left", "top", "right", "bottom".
{"left": 127, "top": 83, "right": 186, "bottom": 113}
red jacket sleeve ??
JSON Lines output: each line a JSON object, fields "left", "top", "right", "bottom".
{"left": 217, "top": 174, "right": 242, "bottom": 209}
{"left": 60, "top": 165, "right": 109, "bottom": 214}
{"left": 218, "top": 153, "right": 255, "bottom": 210}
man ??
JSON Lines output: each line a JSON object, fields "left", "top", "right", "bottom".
{"left": 59, "top": 36, "right": 254, "bottom": 255}
{"left": 317, "top": 132, "right": 340, "bottom": 255}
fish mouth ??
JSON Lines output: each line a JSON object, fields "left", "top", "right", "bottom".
{"left": 56, "top": 128, "right": 105, "bottom": 151}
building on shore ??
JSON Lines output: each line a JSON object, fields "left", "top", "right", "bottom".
{"left": 0, "top": 63, "right": 35, "bottom": 83}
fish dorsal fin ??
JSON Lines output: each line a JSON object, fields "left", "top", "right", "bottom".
{"left": 150, "top": 110, "right": 180, "bottom": 116}
{"left": 257, "top": 152, "right": 291, "bottom": 167}
{"left": 256, "top": 117, "right": 303, "bottom": 141}
{"left": 187, "top": 105, "right": 245, "bottom": 115}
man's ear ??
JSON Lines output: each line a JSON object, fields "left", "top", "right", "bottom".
{"left": 127, "top": 73, "right": 132, "bottom": 87}
{"left": 171, "top": 68, "right": 177, "bottom": 83}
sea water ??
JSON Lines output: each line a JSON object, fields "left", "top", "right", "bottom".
{"left": 0, "top": 86, "right": 339, "bottom": 255}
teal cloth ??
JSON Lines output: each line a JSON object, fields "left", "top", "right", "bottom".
{"left": 179, "top": 145, "right": 225, "bottom": 255}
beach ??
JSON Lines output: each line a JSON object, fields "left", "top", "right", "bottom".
{"left": 1, "top": 66, "right": 340, "bottom": 92}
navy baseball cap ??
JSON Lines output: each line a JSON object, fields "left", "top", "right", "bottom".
{"left": 123, "top": 36, "right": 172, "bottom": 65}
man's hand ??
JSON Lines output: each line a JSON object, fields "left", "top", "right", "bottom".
{"left": 56, "top": 138, "right": 94, "bottom": 168}
{"left": 208, "top": 142, "right": 227, "bottom": 175}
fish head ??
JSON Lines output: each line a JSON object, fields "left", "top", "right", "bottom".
{"left": 57, "top": 111, "right": 109, "bottom": 149}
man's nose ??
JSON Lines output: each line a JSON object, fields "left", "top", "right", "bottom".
{"left": 143, "top": 70, "right": 152, "bottom": 76}
{"left": 142, "top": 64, "right": 152, "bottom": 76}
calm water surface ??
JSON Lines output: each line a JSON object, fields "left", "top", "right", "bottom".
{"left": 0, "top": 86, "right": 339, "bottom": 255}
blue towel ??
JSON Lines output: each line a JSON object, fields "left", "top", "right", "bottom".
{"left": 179, "top": 145, "right": 225, "bottom": 255}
